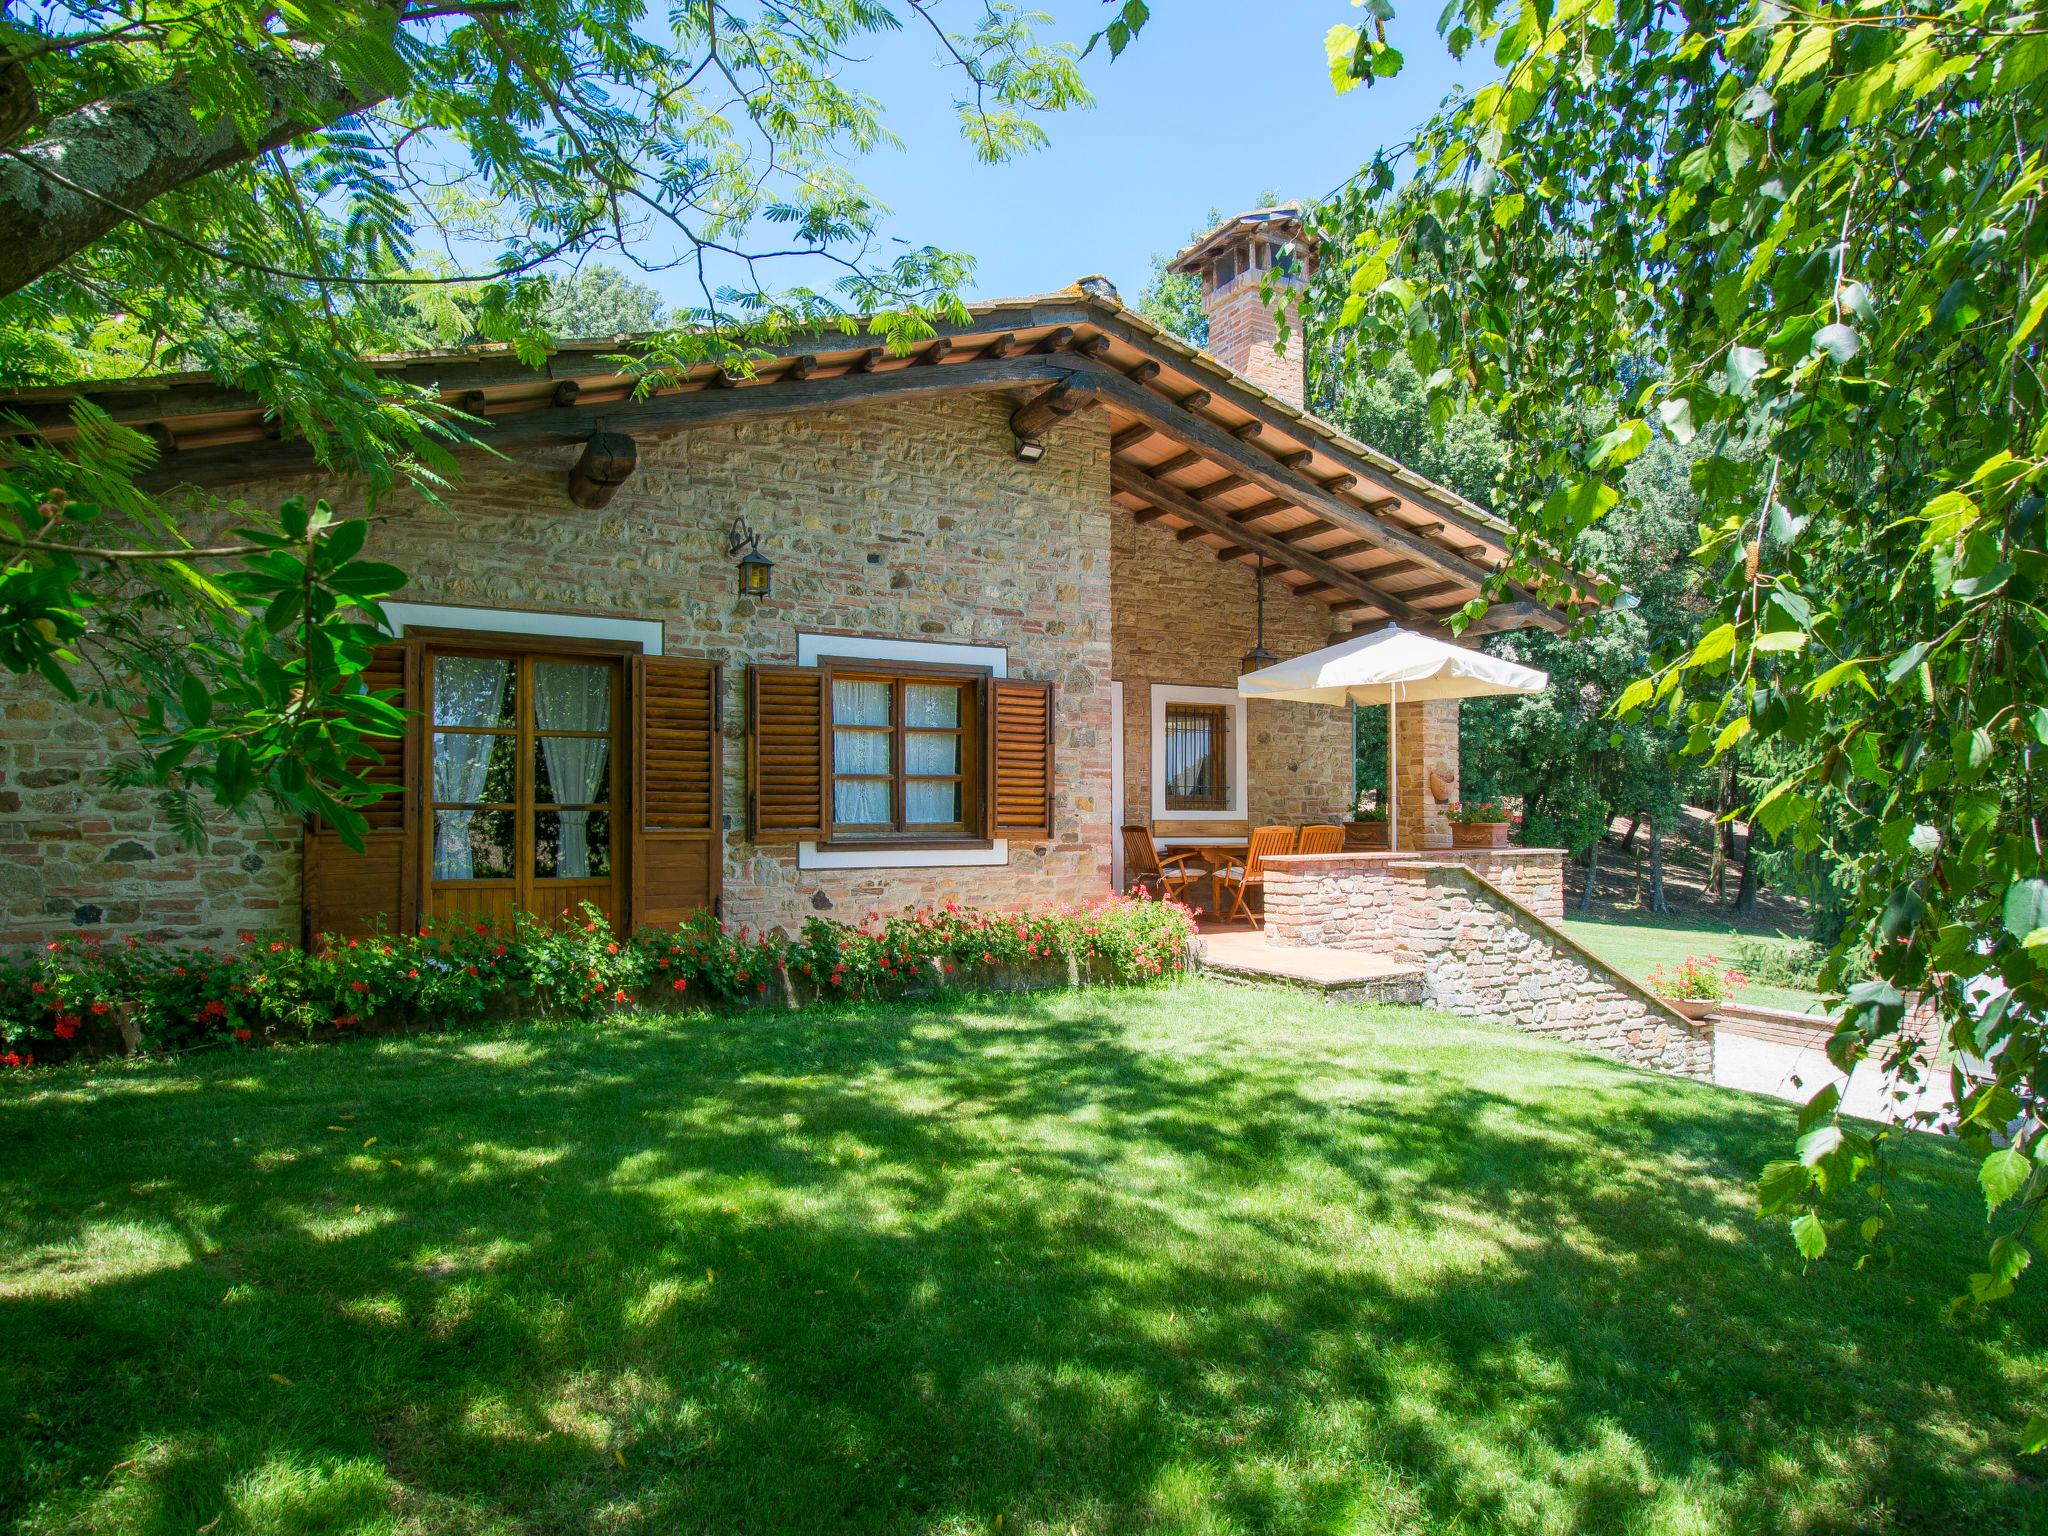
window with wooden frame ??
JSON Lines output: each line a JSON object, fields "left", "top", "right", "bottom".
{"left": 746, "top": 653, "right": 1054, "bottom": 851}
{"left": 826, "top": 662, "right": 984, "bottom": 845}
{"left": 1162, "top": 701, "right": 1231, "bottom": 811}
{"left": 302, "top": 627, "right": 722, "bottom": 941}
{"left": 424, "top": 645, "right": 623, "bottom": 926}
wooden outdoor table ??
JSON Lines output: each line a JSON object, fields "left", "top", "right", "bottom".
{"left": 1155, "top": 836, "right": 1248, "bottom": 914}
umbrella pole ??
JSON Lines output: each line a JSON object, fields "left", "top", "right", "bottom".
{"left": 1388, "top": 688, "right": 1399, "bottom": 853}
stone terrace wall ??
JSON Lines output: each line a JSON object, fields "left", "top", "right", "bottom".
{"left": 1109, "top": 514, "right": 1354, "bottom": 830}
{"left": 0, "top": 392, "right": 1118, "bottom": 942}
{"left": 1263, "top": 850, "right": 1712, "bottom": 1079}
{"left": 1263, "top": 848, "right": 1565, "bottom": 940}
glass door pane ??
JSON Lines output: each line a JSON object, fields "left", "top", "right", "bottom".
{"left": 430, "top": 655, "right": 516, "bottom": 880}
{"left": 532, "top": 660, "right": 614, "bottom": 880}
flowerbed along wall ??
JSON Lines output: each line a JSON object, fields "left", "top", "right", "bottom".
{"left": 0, "top": 897, "right": 1196, "bottom": 1067}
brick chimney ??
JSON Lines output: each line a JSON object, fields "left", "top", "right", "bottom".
{"left": 1168, "top": 204, "right": 1313, "bottom": 408}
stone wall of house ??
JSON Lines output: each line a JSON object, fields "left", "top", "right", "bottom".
{"left": 0, "top": 391, "right": 1123, "bottom": 942}
{"left": 1108, "top": 513, "right": 1354, "bottom": 836}
{"left": 1261, "top": 850, "right": 1711, "bottom": 1079}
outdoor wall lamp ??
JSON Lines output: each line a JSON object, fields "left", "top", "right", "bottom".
{"left": 727, "top": 515, "right": 774, "bottom": 598}
{"left": 1239, "top": 554, "right": 1278, "bottom": 675}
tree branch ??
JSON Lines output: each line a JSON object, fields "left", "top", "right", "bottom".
{"left": 0, "top": 17, "right": 397, "bottom": 297}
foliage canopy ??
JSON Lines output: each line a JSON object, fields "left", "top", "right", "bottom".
{"left": 1, "top": 0, "right": 1087, "bottom": 843}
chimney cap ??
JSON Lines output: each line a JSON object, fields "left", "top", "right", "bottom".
{"left": 1168, "top": 203, "right": 1311, "bottom": 275}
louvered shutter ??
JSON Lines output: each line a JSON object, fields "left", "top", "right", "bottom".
{"left": 629, "top": 655, "right": 723, "bottom": 927}
{"left": 303, "top": 638, "right": 421, "bottom": 941}
{"left": 987, "top": 677, "right": 1054, "bottom": 841}
{"left": 746, "top": 663, "right": 825, "bottom": 842}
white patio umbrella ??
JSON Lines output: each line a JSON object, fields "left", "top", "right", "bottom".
{"left": 1236, "top": 626, "right": 1549, "bottom": 850}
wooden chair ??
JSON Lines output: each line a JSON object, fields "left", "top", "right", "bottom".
{"left": 1296, "top": 823, "right": 1344, "bottom": 856}
{"left": 1214, "top": 824, "right": 1298, "bottom": 925}
{"left": 1122, "top": 825, "right": 1205, "bottom": 902}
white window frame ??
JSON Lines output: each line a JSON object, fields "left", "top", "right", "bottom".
{"left": 796, "top": 632, "right": 1011, "bottom": 870}
{"left": 1151, "top": 683, "right": 1247, "bottom": 823}
{"left": 383, "top": 601, "right": 663, "bottom": 654}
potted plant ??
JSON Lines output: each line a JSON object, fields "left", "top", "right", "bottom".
{"left": 1648, "top": 956, "right": 1746, "bottom": 1020}
{"left": 1446, "top": 797, "right": 1517, "bottom": 848}
{"left": 1346, "top": 791, "right": 1391, "bottom": 850}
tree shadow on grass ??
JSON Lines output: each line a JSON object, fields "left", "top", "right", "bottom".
{"left": 0, "top": 987, "right": 2039, "bottom": 1535}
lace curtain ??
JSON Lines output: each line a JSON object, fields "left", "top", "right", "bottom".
{"left": 535, "top": 662, "right": 611, "bottom": 878}
{"left": 432, "top": 656, "right": 510, "bottom": 879}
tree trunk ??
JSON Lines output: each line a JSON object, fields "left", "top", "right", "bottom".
{"left": 1707, "top": 765, "right": 1734, "bottom": 899}
{"left": 1578, "top": 840, "right": 1601, "bottom": 913}
{"left": 1647, "top": 813, "right": 1670, "bottom": 915}
{"left": 0, "top": 29, "right": 391, "bottom": 298}
{"left": 1734, "top": 826, "right": 1763, "bottom": 918}
{"left": 1618, "top": 813, "right": 1642, "bottom": 852}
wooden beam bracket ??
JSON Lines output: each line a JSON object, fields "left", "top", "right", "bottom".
{"left": 568, "top": 430, "right": 638, "bottom": 509}
{"left": 1009, "top": 376, "right": 1099, "bottom": 445}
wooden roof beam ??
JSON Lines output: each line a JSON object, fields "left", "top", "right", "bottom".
{"left": 138, "top": 354, "right": 1080, "bottom": 490}
{"left": 1111, "top": 462, "right": 1446, "bottom": 630}
{"left": 1081, "top": 318, "right": 1542, "bottom": 571}
{"left": 1010, "top": 376, "right": 1099, "bottom": 441}
{"left": 1076, "top": 357, "right": 1568, "bottom": 633}
{"left": 1191, "top": 474, "right": 1251, "bottom": 502}
{"left": 1110, "top": 424, "right": 1156, "bottom": 453}
{"left": 1227, "top": 497, "right": 1293, "bottom": 526}
{"left": 1148, "top": 449, "right": 1205, "bottom": 477}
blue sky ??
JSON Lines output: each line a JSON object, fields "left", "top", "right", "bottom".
{"left": 636, "top": 1, "right": 1490, "bottom": 311}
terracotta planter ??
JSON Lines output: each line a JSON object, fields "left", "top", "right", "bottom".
{"left": 1450, "top": 821, "right": 1513, "bottom": 848}
{"left": 1344, "top": 820, "right": 1391, "bottom": 851}
{"left": 1662, "top": 996, "right": 1717, "bottom": 1021}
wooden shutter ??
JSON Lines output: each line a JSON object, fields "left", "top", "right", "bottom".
{"left": 746, "top": 663, "right": 825, "bottom": 842}
{"left": 630, "top": 655, "right": 723, "bottom": 927}
{"left": 987, "top": 677, "right": 1055, "bottom": 841}
{"left": 303, "top": 639, "right": 421, "bottom": 942}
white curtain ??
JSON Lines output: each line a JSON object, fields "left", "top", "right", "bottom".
{"left": 832, "top": 679, "right": 892, "bottom": 826}
{"left": 432, "top": 656, "right": 511, "bottom": 880}
{"left": 535, "top": 662, "right": 611, "bottom": 878}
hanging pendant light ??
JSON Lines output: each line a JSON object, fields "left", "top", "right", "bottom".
{"left": 1240, "top": 554, "right": 1278, "bottom": 675}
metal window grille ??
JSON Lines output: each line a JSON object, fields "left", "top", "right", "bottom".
{"left": 1163, "top": 704, "right": 1230, "bottom": 811}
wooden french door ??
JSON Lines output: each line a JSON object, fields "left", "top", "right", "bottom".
{"left": 423, "top": 643, "right": 624, "bottom": 928}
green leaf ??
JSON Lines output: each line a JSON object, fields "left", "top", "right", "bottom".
{"left": 2004, "top": 880, "right": 2048, "bottom": 943}
{"left": 1798, "top": 1123, "right": 1843, "bottom": 1166}
{"left": 1790, "top": 1211, "right": 1828, "bottom": 1260}
{"left": 1615, "top": 676, "right": 1655, "bottom": 716}
{"left": 1753, "top": 629, "right": 1808, "bottom": 652}
{"left": 179, "top": 675, "right": 212, "bottom": 727}
{"left": 1657, "top": 396, "right": 1696, "bottom": 445}
{"left": 1981, "top": 1148, "right": 2032, "bottom": 1211}
{"left": 1689, "top": 623, "right": 1738, "bottom": 669}
{"left": 1813, "top": 322, "right": 1861, "bottom": 363}
{"left": 1712, "top": 715, "right": 1752, "bottom": 755}
{"left": 1492, "top": 192, "right": 1527, "bottom": 227}
{"left": 1758, "top": 1158, "right": 1812, "bottom": 1215}
{"left": 1588, "top": 419, "right": 1650, "bottom": 470}
{"left": 2023, "top": 1412, "right": 2048, "bottom": 1456}
{"left": 1727, "top": 346, "right": 1767, "bottom": 394}
{"left": 1877, "top": 882, "right": 1926, "bottom": 945}
{"left": 1807, "top": 659, "right": 1870, "bottom": 700}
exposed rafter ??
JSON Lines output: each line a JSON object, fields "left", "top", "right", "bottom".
{"left": 1112, "top": 463, "right": 1445, "bottom": 631}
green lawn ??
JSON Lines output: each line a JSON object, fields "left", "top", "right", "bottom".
{"left": 2, "top": 982, "right": 2040, "bottom": 1535}
{"left": 1560, "top": 913, "right": 1828, "bottom": 1014}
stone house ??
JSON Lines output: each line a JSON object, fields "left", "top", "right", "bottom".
{"left": 0, "top": 206, "right": 1570, "bottom": 943}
